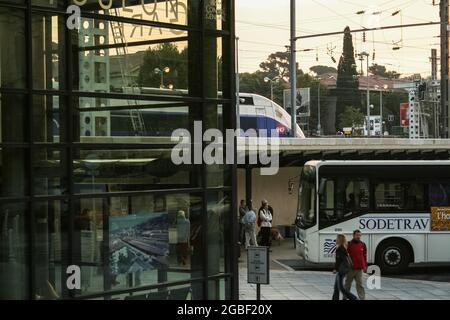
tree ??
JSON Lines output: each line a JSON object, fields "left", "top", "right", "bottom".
{"left": 309, "top": 65, "right": 337, "bottom": 76}
{"left": 338, "top": 106, "right": 365, "bottom": 128}
{"left": 259, "top": 51, "right": 291, "bottom": 82}
{"left": 335, "top": 26, "right": 360, "bottom": 129}
{"left": 137, "top": 43, "right": 188, "bottom": 89}
{"left": 239, "top": 71, "right": 285, "bottom": 105}
{"left": 369, "top": 63, "right": 401, "bottom": 79}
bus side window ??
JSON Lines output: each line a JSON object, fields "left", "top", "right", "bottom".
{"left": 344, "top": 179, "right": 369, "bottom": 217}
{"left": 429, "top": 183, "right": 450, "bottom": 206}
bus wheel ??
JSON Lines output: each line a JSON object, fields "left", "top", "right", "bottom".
{"left": 376, "top": 240, "right": 411, "bottom": 274}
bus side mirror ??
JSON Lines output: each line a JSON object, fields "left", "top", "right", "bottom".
{"left": 318, "top": 178, "right": 327, "bottom": 195}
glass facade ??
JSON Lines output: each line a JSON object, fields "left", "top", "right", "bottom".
{"left": 0, "top": 0, "right": 236, "bottom": 300}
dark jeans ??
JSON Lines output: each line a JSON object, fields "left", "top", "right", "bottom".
{"left": 260, "top": 227, "right": 271, "bottom": 247}
{"left": 239, "top": 223, "right": 245, "bottom": 245}
{"left": 332, "top": 272, "right": 358, "bottom": 300}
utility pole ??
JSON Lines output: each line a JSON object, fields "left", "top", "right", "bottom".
{"left": 317, "top": 78, "right": 321, "bottom": 136}
{"left": 440, "top": 0, "right": 449, "bottom": 138}
{"left": 366, "top": 55, "right": 370, "bottom": 136}
{"left": 431, "top": 48, "right": 439, "bottom": 137}
{"left": 290, "top": 0, "right": 297, "bottom": 137}
{"left": 236, "top": 37, "right": 240, "bottom": 131}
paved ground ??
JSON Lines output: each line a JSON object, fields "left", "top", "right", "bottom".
{"left": 238, "top": 239, "right": 450, "bottom": 300}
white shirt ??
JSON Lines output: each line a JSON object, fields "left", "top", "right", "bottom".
{"left": 259, "top": 208, "right": 272, "bottom": 228}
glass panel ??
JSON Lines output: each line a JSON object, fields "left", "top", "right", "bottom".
{"left": 0, "top": 147, "right": 28, "bottom": 198}
{"left": 33, "top": 148, "right": 68, "bottom": 196}
{"left": 73, "top": 148, "right": 201, "bottom": 193}
{"left": 34, "top": 200, "right": 69, "bottom": 300}
{"left": 208, "top": 277, "right": 229, "bottom": 300}
{"left": 76, "top": 0, "right": 191, "bottom": 27}
{"left": 108, "top": 193, "right": 203, "bottom": 292}
{"left": 32, "top": 13, "right": 66, "bottom": 90}
{"left": 73, "top": 193, "right": 205, "bottom": 298}
{"left": 32, "top": 0, "right": 66, "bottom": 7}
{"left": 375, "top": 182, "right": 425, "bottom": 211}
{"left": 204, "top": 36, "right": 222, "bottom": 98}
{"left": 376, "top": 183, "right": 402, "bottom": 210}
{"left": 429, "top": 183, "right": 450, "bottom": 206}
{"left": 73, "top": 198, "right": 106, "bottom": 296}
{"left": 0, "top": 94, "right": 26, "bottom": 143}
{"left": 299, "top": 179, "right": 316, "bottom": 228}
{"left": 73, "top": 14, "right": 193, "bottom": 96}
{"left": 0, "top": 202, "right": 28, "bottom": 299}
{"left": 0, "top": 0, "right": 25, "bottom": 4}
{"left": 75, "top": 97, "right": 196, "bottom": 139}
{"left": 207, "top": 191, "right": 231, "bottom": 277}
{"left": 344, "top": 179, "right": 369, "bottom": 216}
{"left": 115, "top": 283, "right": 196, "bottom": 300}
{"left": 33, "top": 95, "right": 65, "bottom": 143}
{"left": 204, "top": 0, "right": 228, "bottom": 30}
{"left": 0, "top": 8, "right": 26, "bottom": 89}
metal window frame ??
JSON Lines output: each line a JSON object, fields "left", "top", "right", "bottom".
{"left": 0, "top": 0, "right": 237, "bottom": 300}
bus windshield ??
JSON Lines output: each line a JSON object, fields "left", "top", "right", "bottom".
{"left": 297, "top": 166, "right": 316, "bottom": 229}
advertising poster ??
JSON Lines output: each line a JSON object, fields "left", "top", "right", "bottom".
{"left": 400, "top": 103, "right": 409, "bottom": 128}
{"left": 283, "top": 88, "right": 311, "bottom": 117}
{"left": 431, "top": 207, "right": 450, "bottom": 231}
{"left": 109, "top": 213, "right": 169, "bottom": 275}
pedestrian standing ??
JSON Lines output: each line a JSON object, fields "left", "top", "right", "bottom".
{"left": 345, "top": 230, "right": 367, "bottom": 300}
{"left": 241, "top": 204, "right": 258, "bottom": 249}
{"left": 332, "top": 234, "right": 358, "bottom": 300}
{"left": 258, "top": 200, "right": 272, "bottom": 247}
{"left": 238, "top": 200, "right": 248, "bottom": 246}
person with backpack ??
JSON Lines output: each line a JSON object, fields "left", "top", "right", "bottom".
{"left": 241, "top": 202, "right": 258, "bottom": 249}
{"left": 345, "top": 230, "right": 367, "bottom": 300}
{"left": 332, "top": 234, "right": 358, "bottom": 300}
{"left": 258, "top": 200, "right": 272, "bottom": 247}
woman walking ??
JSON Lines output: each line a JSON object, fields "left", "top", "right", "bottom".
{"left": 332, "top": 234, "right": 358, "bottom": 300}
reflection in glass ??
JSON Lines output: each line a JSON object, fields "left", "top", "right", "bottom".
{"left": 0, "top": 148, "right": 27, "bottom": 198}
{"left": 207, "top": 192, "right": 231, "bottom": 299}
{"left": 0, "top": 203, "right": 28, "bottom": 299}
{"left": 73, "top": 148, "right": 198, "bottom": 193}
{"left": 0, "top": 8, "right": 26, "bottom": 88}
{"left": 33, "top": 148, "right": 67, "bottom": 196}
{"left": 32, "top": 13, "right": 66, "bottom": 90}
{"left": 0, "top": 94, "right": 26, "bottom": 143}
{"left": 76, "top": 98, "right": 191, "bottom": 139}
{"left": 72, "top": 193, "right": 204, "bottom": 298}
{"left": 74, "top": 15, "right": 188, "bottom": 95}
{"left": 34, "top": 200, "right": 68, "bottom": 299}
{"left": 33, "top": 95, "right": 64, "bottom": 143}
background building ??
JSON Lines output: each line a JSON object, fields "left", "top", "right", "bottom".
{"left": 0, "top": 0, "right": 237, "bottom": 300}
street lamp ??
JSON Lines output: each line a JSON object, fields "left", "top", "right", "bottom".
{"left": 358, "top": 52, "right": 370, "bottom": 136}
{"left": 264, "top": 76, "right": 280, "bottom": 101}
{"left": 154, "top": 67, "right": 170, "bottom": 88}
{"left": 375, "top": 84, "right": 389, "bottom": 136}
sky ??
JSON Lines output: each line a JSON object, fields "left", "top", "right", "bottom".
{"left": 236, "top": 0, "right": 440, "bottom": 78}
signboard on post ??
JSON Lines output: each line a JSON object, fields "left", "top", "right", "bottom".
{"left": 247, "top": 246, "right": 270, "bottom": 285}
{"left": 283, "top": 88, "right": 311, "bottom": 117}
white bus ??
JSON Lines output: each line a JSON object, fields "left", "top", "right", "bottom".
{"left": 294, "top": 160, "right": 450, "bottom": 274}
